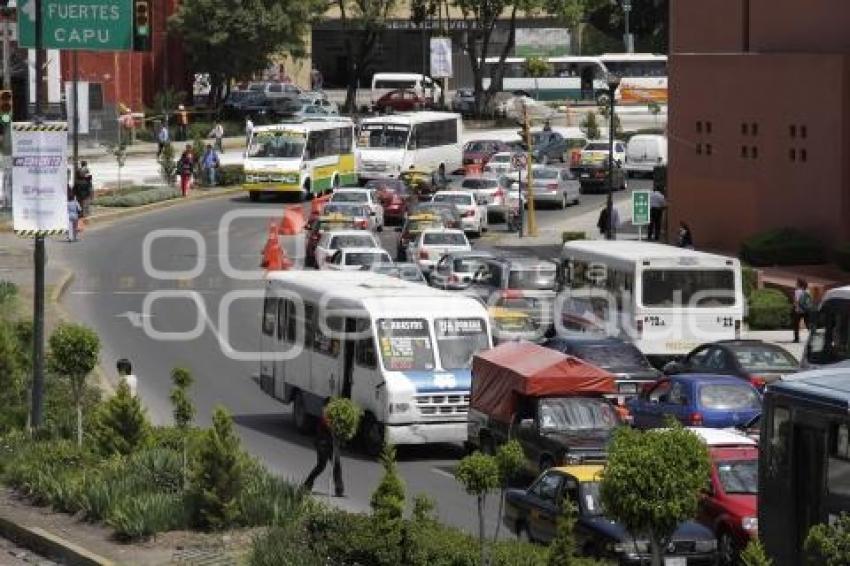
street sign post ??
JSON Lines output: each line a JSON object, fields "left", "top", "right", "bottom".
{"left": 18, "top": 0, "right": 135, "bottom": 51}
{"left": 632, "top": 189, "right": 650, "bottom": 240}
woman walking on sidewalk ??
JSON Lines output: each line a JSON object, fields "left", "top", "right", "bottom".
{"left": 177, "top": 146, "right": 195, "bottom": 197}
{"left": 66, "top": 190, "right": 82, "bottom": 242}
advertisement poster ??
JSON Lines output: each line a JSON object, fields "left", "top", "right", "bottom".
{"left": 12, "top": 122, "right": 70, "bottom": 236}
{"left": 515, "top": 29, "right": 571, "bottom": 58}
{"left": 430, "top": 37, "right": 453, "bottom": 78}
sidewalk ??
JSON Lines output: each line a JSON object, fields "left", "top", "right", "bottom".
{"left": 78, "top": 136, "right": 246, "bottom": 162}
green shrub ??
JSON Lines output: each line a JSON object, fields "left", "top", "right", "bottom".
{"left": 236, "top": 462, "right": 306, "bottom": 527}
{"left": 108, "top": 492, "right": 189, "bottom": 540}
{"left": 742, "top": 265, "right": 759, "bottom": 299}
{"left": 249, "top": 523, "right": 324, "bottom": 566}
{"left": 740, "top": 227, "right": 827, "bottom": 266}
{"left": 91, "top": 380, "right": 151, "bottom": 456}
{"left": 127, "top": 447, "right": 183, "bottom": 494}
{"left": 834, "top": 243, "right": 850, "bottom": 272}
{"left": 0, "top": 280, "right": 17, "bottom": 309}
{"left": 748, "top": 288, "right": 791, "bottom": 330}
{"left": 218, "top": 164, "right": 244, "bottom": 186}
{"left": 96, "top": 186, "right": 181, "bottom": 207}
{"left": 562, "top": 231, "right": 586, "bottom": 243}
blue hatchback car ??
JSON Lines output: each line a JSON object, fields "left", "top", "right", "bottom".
{"left": 628, "top": 374, "right": 761, "bottom": 429}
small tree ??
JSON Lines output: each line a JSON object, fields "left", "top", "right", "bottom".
{"left": 158, "top": 142, "right": 176, "bottom": 186}
{"left": 189, "top": 406, "right": 244, "bottom": 530}
{"left": 599, "top": 105, "right": 623, "bottom": 138}
{"left": 580, "top": 110, "right": 601, "bottom": 140}
{"left": 600, "top": 425, "right": 711, "bottom": 566}
{"left": 47, "top": 323, "right": 100, "bottom": 446}
{"left": 492, "top": 439, "right": 525, "bottom": 543}
{"left": 805, "top": 513, "right": 850, "bottom": 566}
{"left": 371, "top": 443, "right": 406, "bottom": 520}
{"left": 455, "top": 451, "right": 500, "bottom": 566}
{"left": 92, "top": 379, "right": 150, "bottom": 455}
{"left": 547, "top": 497, "right": 578, "bottom": 566}
{"left": 525, "top": 56, "right": 553, "bottom": 100}
{"left": 648, "top": 100, "right": 662, "bottom": 128}
{"left": 323, "top": 397, "right": 361, "bottom": 500}
{"left": 169, "top": 367, "right": 196, "bottom": 488}
{"left": 740, "top": 538, "right": 773, "bottom": 566}
{"left": 411, "top": 493, "right": 436, "bottom": 523}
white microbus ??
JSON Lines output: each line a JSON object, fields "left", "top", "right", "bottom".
{"left": 559, "top": 241, "right": 744, "bottom": 359}
{"left": 482, "top": 53, "right": 667, "bottom": 105}
{"left": 357, "top": 111, "right": 463, "bottom": 181}
{"left": 258, "top": 271, "right": 493, "bottom": 454}
{"left": 371, "top": 73, "right": 441, "bottom": 106}
{"left": 804, "top": 286, "right": 850, "bottom": 369}
{"left": 243, "top": 119, "right": 357, "bottom": 202}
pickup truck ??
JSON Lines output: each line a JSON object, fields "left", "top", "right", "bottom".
{"left": 468, "top": 342, "right": 621, "bottom": 474}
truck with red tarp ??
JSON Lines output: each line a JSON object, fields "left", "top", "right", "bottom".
{"left": 468, "top": 341, "right": 621, "bottom": 474}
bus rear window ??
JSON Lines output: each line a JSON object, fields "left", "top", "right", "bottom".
{"left": 375, "top": 80, "right": 415, "bottom": 89}
{"left": 641, "top": 269, "right": 736, "bottom": 307}
{"left": 377, "top": 318, "right": 434, "bottom": 371}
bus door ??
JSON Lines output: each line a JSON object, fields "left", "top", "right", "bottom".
{"left": 580, "top": 66, "right": 595, "bottom": 101}
{"left": 339, "top": 317, "right": 359, "bottom": 399}
{"left": 793, "top": 422, "right": 827, "bottom": 556}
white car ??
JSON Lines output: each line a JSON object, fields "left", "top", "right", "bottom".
{"left": 457, "top": 175, "right": 512, "bottom": 219}
{"left": 314, "top": 230, "right": 381, "bottom": 269}
{"left": 324, "top": 247, "right": 393, "bottom": 271}
{"left": 330, "top": 188, "right": 384, "bottom": 230}
{"left": 408, "top": 229, "right": 472, "bottom": 274}
{"left": 297, "top": 95, "right": 339, "bottom": 115}
{"left": 580, "top": 140, "right": 627, "bottom": 168}
{"left": 483, "top": 152, "right": 520, "bottom": 175}
{"left": 626, "top": 134, "right": 668, "bottom": 175}
{"left": 431, "top": 190, "right": 488, "bottom": 236}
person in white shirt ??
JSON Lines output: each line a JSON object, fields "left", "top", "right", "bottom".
{"left": 245, "top": 117, "right": 254, "bottom": 147}
{"left": 649, "top": 188, "right": 667, "bottom": 241}
{"left": 117, "top": 358, "right": 138, "bottom": 397}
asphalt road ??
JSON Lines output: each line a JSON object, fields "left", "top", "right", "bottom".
{"left": 60, "top": 177, "right": 652, "bottom": 535}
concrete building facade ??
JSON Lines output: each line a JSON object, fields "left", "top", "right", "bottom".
{"left": 668, "top": 0, "right": 850, "bottom": 252}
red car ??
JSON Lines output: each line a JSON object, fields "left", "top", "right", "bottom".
{"left": 691, "top": 428, "right": 759, "bottom": 566}
{"left": 462, "top": 139, "right": 512, "bottom": 167}
{"left": 365, "top": 179, "right": 416, "bottom": 224}
{"left": 374, "top": 89, "right": 431, "bottom": 113}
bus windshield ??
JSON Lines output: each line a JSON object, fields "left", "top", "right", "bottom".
{"left": 641, "top": 269, "right": 736, "bottom": 307}
{"left": 377, "top": 318, "right": 435, "bottom": 371}
{"left": 248, "top": 132, "right": 305, "bottom": 159}
{"left": 435, "top": 318, "right": 489, "bottom": 369}
{"left": 358, "top": 124, "right": 410, "bottom": 149}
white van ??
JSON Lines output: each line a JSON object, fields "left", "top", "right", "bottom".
{"left": 625, "top": 134, "right": 667, "bottom": 175}
{"left": 371, "top": 73, "right": 441, "bottom": 107}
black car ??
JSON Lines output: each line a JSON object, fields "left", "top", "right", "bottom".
{"left": 576, "top": 163, "right": 627, "bottom": 193}
{"left": 664, "top": 339, "right": 800, "bottom": 388}
{"left": 543, "top": 336, "right": 661, "bottom": 401}
{"left": 530, "top": 131, "right": 569, "bottom": 164}
{"left": 504, "top": 466, "right": 719, "bottom": 564}
{"left": 451, "top": 88, "right": 475, "bottom": 115}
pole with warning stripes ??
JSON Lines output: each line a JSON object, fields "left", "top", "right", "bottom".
{"left": 31, "top": 0, "right": 46, "bottom": 430}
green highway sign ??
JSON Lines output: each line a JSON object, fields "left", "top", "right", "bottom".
{"left": 18, "top": 0, "right": 134, "bottom": 51}
{"left": 632, "top": 190, "right": 651, "bottom": 226}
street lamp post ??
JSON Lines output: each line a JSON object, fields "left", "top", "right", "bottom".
{"left": 605, "top": 73, "right": 620, "bottom": 241}
{"left": 623, "top": 0, "right": 633, "bottom": 53}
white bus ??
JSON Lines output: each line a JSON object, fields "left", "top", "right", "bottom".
{"left": 558, "top": 241, "right": 743, "bottom": 359}
{"left": 482, "top": 53, "right": 667, "bottom": 105}
{"left": 371, "top": 73, "right": 441, "bottom": 107}
{"left": 356, "top": 111, "right": 463, "bottom": 181}
{"left": 804, "top": 286, "right": 850, "bottom": 368}
{"left": 258, "top": 271, "right": 493, "bottom": 455}
{"left": 243, "top": 119, "right": 357, "bottom": 202}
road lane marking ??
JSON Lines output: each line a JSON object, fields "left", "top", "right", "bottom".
{"left": 431, "top": 467, "right": 456, "bottom": 480}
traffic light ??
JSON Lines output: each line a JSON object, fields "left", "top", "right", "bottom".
{"left": 133, "top": 1, "right": 151, "bottom": 52}
{"left": 0, "top": 90, "right": 12, "bottom": 123}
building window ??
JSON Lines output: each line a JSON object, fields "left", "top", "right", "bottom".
{"left": 789, "top": 148, "right": 796, "bottom": 161}
{"left": 696, "top": 121, "right": 702, "bottom": 134}
{"left": 741, "top": 146, "right": 748, "bottom": 158}
{"left": 801, "top": 149, "right": 807, "bottom": 162}
{"left": 706, "top": 143, "right": 712, "bottom": 156}
{"left": 751, "top": 146, "right": 758, "bottom": 159}
{"left": 741, "top": 123, "right": 748, "bottom": 135}
{"left": 706, "top": 121, "right": 712, "bottom": 134}
{"left": 751, "top": 123, "right": 758, "bottom": 136}
{"left": 696, "top": 143, "right": 702, "bottom": 155}
{"left": 89, "top": 84, "right": 104, "bottom": 111}
{"left": 801, "top": 125, "right": 807, "bottom": 139}
{"left": 790, "top": 125, "right": 797, "bottom": 138}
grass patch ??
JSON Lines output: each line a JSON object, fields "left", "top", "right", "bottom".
{"left": 96, "top": 187, "right": 181, "bottom": 208}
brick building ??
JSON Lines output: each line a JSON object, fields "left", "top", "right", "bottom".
{"left": 668, "top": 0, "right": 850, "bottom": 252}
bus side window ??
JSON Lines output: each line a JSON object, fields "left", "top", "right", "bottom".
{"left": 304, "top": 303, "right": 316, "bottom": 350}
{"left": 277, "top": 298, "right": 286, "bottom": 341}
{"left": 314, "top": 314, "right": 340, "bottom": 358}
{"left": 356, "top": 337, "right": 377, "bottom": 369}
{"left": 768, "top": 406, "right": 791, "bottom": 476}
{"left": 285, "top": 300, "right": 297, "bottom": 342}
{"left": 262, "top": 294, "right": 277, "bottom": 336}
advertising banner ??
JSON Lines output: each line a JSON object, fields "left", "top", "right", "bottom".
{"left": 430, "top": 37, "right": 453, "bottom": 78}
{"left": 12, "top": 122, "right": 70, "bottom": 236}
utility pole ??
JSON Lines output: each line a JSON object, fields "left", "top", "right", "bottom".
{"left": 2, "top": 7, "right": 11, "bottom": 156}
{"left": 623, "top": 0, "right": 633, "bottom": 53}
{"left": 31, "top": 0, "right": 46, "bottom": 429}
{"left": 524, "top": 105, "right": 537, "bottom": 236}
{"left": 72, "top": 51, "right": 79, "bottom": 173}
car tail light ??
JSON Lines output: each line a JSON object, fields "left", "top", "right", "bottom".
{"left": 494, "top": 188, "right": 504, "bottom": 200}
{"left": 462, "top": 209, "right": 475, "bottom": 217}
{"left": 502, "top": 289, "right": 523, "bottom": 299}
{"left": 547, "top": 183, "right": 558, "bottom": 191}
{"left": 749, "top": 375, "right": 767, "bottom": 389}
{"left": 448, "top": 275, "right": 459, "bottom": 284}
{"left": 689, "top": 412, "right": 704, "bottom": 426}
{"left": 595, "top": 170, "right": 606, "bottom": 178}
{"left": 355, "top": 219, "right": 368, "bottom": 229}
{"left": 419, "top": 250, "right": 429, "bottom": 259}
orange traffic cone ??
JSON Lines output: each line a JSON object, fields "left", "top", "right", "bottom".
{"left": 261, "top": 221, "right": 281, "bottom": 270}
{"left": 279, "top": 244, "right": 294, "bottom": 270}
{"left": 279, "top": 205, "right": 306, "bottom": 235}
{"left": 310, "top": 193, "right": 331, "bottom": 221}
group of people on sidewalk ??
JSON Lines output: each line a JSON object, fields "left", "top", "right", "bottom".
{"left": 594, "top": 187, "right": 694, "bottom": 248}
{"left": 156, "top": 120, "right": 226, "bottom": 159}
{"left": 173, "top": 143, "right": 221, "bottom": 197}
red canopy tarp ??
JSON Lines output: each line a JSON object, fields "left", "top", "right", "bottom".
{"left": 471, "top": 341, "right": 617, "bottom": 424}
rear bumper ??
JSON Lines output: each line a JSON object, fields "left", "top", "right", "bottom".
{"left": 625, "top": 162, "right": 659, "bottom": 172}
{"left": 532, "top": 190, "right": 561, "bottom": 203}
{"left": 620, "top": 553, "right": 716, "bottom": 566}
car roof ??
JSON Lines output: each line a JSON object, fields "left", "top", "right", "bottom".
{"left": 339, "top": 247, "right": 389, "bottom": 254}
{"left": 334, "top": 187, "right": 369, "bottom": 193}
{"left": 672, "top": 374, "right": 756, "bottom": 386}
{"left": 434, "top": 190, "right": 475, "bottom": 197}
{"left": 686, "top": 427, "right": 757, "bottom": 447}
{"left": 768, "top": 367, "right": 850, "bottom": 408}
{"left": 445, "top": 250, "right": 494, "bottom": 258}
{"left": 421, "top": 228, "right": 465, "bottom": 235}
{"left": 551, "top": 464, "right": 605, "bottom": 482}
{"left": 326, "top": 230, "right": 374, "bottom": 238}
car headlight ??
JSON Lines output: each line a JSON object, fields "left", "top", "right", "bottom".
{"left": 742, "top": 516, "right": 758, "bottom": 533}
{"left": 389, "top": 402, "right": 410, "bottom": 414}
{"left": 614, "top": 540, "right": 649, "bottom": 554}
{"left": 695, "top": 539, "right": 718, "bottom": 552}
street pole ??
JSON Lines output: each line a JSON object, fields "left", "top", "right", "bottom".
{"left": 517, "top": 166, "right": 523, "bottom": 238}
{"left": 524, "top": 105, "right": 537, "bottom": 236}
{"left": 623, "top": 0, "right": 633, "bottom": 53}
{"left": 31, "top": 0, "right": 46, "bottom": 430}
{"left": 72, "top": 51, "right": 79, "bottom": 173}
{"left": 605, "top": 78, "right": 618, "bottom": 240}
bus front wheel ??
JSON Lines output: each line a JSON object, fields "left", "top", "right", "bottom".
{"left": 361, "top": 414, "right": 385, "bottom": 457}
{"left": 293, "top": 391, "right": 315, "bottom": 434}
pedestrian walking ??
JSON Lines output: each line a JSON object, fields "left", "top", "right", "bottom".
{"left": 303, "top": 399, "right": 344, "bottom": 497}
{"left": 245, "top": 116, "right": 254, "bottom": 147}
{"left": 66, "top": 190, "right": 82, "bottom": 242}
{"left": 201, "top": 144, "right": 220, "bottom": 186}
{"left": 74, "top": 160, "right": 93, "bottom": 218}
{"left": 792, "top": 278, "right": 815, "bottom": 343}
{"left": 596, "top": 206, "right": 620, "bottom": 238}
{"left": 116, "top": 358, "right": 138, "bottom": 397}
{"left": 177, "top": 146, "right": 195, "bottom": 197}
{"left": 677, "top": 221, "right": 694, "bottom": 249}
{"left": 210, "top": 122, "right": 225, "bottom": 153}
{"left": 648, "top": 188, "right": 667, "bottom": 241}
{"left": 177, "top": 104, "right": 189, "bottom": 141}
{"left": 311, "top": 66, "right": 323, "bottom": 91}
{"left": 156, "top": 124, "right": 170, "bottom": 158}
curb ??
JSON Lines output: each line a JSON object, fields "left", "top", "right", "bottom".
{"left": 50, "top": 269, "right": 75, "bottom": 305}
{"left": 0, "top": 515, "right": 115, "bottom": 566}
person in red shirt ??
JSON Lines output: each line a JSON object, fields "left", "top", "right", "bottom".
{"left": 303, "top": 399, "right": 344, "bottom": 497}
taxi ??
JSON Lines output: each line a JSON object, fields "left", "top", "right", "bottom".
{"left": 400, "top": 167, "right": 440, "bottom": 200}
{"left": 488, "top": 305, "right": 539, "bottom": 345}
{"left": 395, "top": 212, "right": 445, "bottom": 261}
{"left": 305, "top": 212, "right": 359, "bottom": 268}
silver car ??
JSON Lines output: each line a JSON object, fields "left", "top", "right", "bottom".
{"left": 429, "top": 251, "right": 495, "bottom": 290}
{"left": 457, "top": 175, "right": 513, "bottom": 219}
{"left": 512, "top": 165, "right": 580, "bottom": 209}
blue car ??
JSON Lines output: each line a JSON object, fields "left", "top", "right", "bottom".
{"left": 628, "top": 374, "right": 761, "bottom": 429}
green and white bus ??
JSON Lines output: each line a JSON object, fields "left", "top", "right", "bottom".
{"left": 243, "top": 119, "right": 357, "bottom": 201}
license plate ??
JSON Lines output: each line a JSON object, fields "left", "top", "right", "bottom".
{"left": 664, "top": 558, "right": 686, "bottom": 566}
{"left": 581, "top": 173, "right": 589, "bottom": 178}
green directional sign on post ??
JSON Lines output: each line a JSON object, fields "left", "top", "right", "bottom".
{"left": 18, "top": 0, "right": 134, "bottom": 51}
{"left": 632, "top": 190, "right": 651, "bottom": 226}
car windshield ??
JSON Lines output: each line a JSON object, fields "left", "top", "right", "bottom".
{"left": 531, "top": 133, "right": 551, "bottom": 145}
{"left": 490, "top": 154, "right": 511, "bottom": 163}
{"left": 539, "top": 398, "right": 619, "bottom": 432}
{"left": 465, "top": 142, "right": 494, "bottom": 152}
{"left": 508, "top": 268, "right": 557, "bottom": 290}
{"left": 416, "top": 204, "right": 457, "bottom": 217}
{"left": 346, "top": 252, "right": 388, "bottom": 266}
{"left": 716, "top": 459, "right": 758, "bottom": 495}
{"left": 367, "top": 180, "right": 406, "bottom": 193}
{"left": 358, "top": 124, "right": 410, "bottom": 148}
{"left": 377, "top": 318, "right": 435, "bottom": 371}
{"left": 534, "top": 169, "right": 559, "bottom": 180}
{"left": 580, "top": 482, "right": 605, "bottom": 517}
{"left": 331, "top": 192, "right": 368, "bottom": 204}
{"left": 729, "top": 344, "right": 799, "bottom": 371}
{"left": 407, "top": 219, "right": 443, "bottom": 233}
{"left": 435, "top": 318, "right": 489, "bottom": 369}
{"left": 462, "top": 179, "right": 499, "bottom": 190}
{"left": 584, "top": 143, "right": 610, "bottom": 151}
{"left": 247, "top": 131, "right": 305, "bottom": 159}
{"left": 698, "top": 384, "right": 761, "bottom": 410}
{"left": 433, "top": 194, "right": 473, "bottom": 206}
{"left": 316, "top": 219, "right": 355, "bottom": 232}
{"left": 571, "top": 342, "right": 650, "bottom": 371}
{"left": 423, "top": 232, "right": 467, "bottom": 246}
{"left": 641, "top": 269, "right": 737, "bottom": 308}
{"left": 329, "top": 235, "right": 375, "bottom": 249}
{"left": 454, "top": 258, "right": 487, "bottom": 273}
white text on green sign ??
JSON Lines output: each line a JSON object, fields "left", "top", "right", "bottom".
{"left": 18, "top": 0, "right": 134, "bottom": 51}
